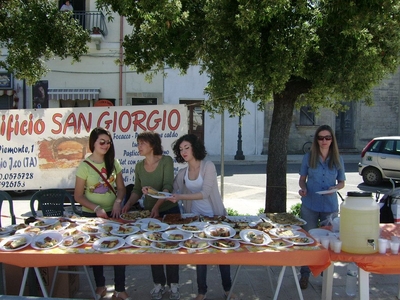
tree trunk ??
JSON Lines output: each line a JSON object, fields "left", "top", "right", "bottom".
{"left": 265, "top": 78, "right": 312, "bottom": 213}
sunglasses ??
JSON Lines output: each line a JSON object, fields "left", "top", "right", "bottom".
{"left": 317, "top": 135, "right": 332, "bottom": 141}
{"left": 98, "top": 139, "right": 112, "bottom": 146}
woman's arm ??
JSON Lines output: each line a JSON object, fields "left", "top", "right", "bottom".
{"left": 111, "top": 172, "right": 126, "bottom": 218}
{"left": 298, "top": 175, "right": 308, "bottom": 197}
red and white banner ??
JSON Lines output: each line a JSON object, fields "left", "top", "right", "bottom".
{"left": 0, "top": 105, "right": 187, "bottom": 191}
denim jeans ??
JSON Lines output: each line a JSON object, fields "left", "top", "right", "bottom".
{"left": 151, "top": 205, "right": 181, "bottom": 286}
{"left": 82, "top": 211, "right": 126, "bottom": 292}
{"left": 300, "top": 205, "right": 337, "bottom": 277}
{"left": 196, "top": 265, "right": 231, "bottom": 295}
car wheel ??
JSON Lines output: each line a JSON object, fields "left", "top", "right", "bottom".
{"left": 362, "top": 167, "right": 382, "bottom": 186}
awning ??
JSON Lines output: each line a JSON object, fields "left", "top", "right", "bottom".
{"left": 48, "top": 88, "right": 100, "bottom": 101}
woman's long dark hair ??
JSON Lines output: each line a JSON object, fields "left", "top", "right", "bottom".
{"left": 89, "top": 127, "right": 115, "bottom": 178}
{"left": 309, "top": 125, "right": 341, "bottom": 169}
{"left": 172, "top": 134, "right": 207, "bottom": 163}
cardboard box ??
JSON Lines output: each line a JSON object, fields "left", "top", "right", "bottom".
{"left": 4, "top": 264, "right": 80, "bottom": 298}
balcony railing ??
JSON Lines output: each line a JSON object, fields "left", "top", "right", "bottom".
{"left": 73, "top": 11, "right": 108, "bottom": 36}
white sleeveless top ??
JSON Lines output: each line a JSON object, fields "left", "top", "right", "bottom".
{"left": 184, "top": 168, "right": 214, "bottom": 216}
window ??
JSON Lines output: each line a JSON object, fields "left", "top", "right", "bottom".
{"left": 131, "top": 98, "right": 157, "bottom": 105}
{"left": 299, "top": 106, "right": 315, "bottom": 125}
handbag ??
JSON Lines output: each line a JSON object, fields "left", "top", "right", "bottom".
{"left": 379, "top": 194, "right": 394, "bottom": 223}
{"left": 84, "top": 160, "right": 117, "bottom": 196}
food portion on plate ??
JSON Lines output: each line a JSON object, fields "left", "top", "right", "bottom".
{"left": 31, "top": 232, "right": 63, "bottom": 250}
{"left": 204, "top": 225, "right": 235, "bottom": 239}
{"left": 267, "top": 239, "right": 293, "bottom": 248}
{"left": 62, "top": 233, "right": 90, "bottom": 247}
{"left": 80, "top": 224, "right": 100, "bottom": 234}
{"left": 209, "top": 239, "right": 240, "bottom": 250}
{"left": 110, "top": 224, "right": 140, "bottom": 236}
{"left": 177, "top": 222, "right": 207, "bottom": 233}
{"left": 125, "top": 234, "right": 152, "bottom": 248}
{"left": 141, "top": 221, "right": 169, "bottom": 232}
{"left": 239, "top": 229, "right": 272, "bottom": 246}
{"left": 147, "top": 187, "right": 173, "bottom": 199}
{"left": 284, "top": 236, "right": 314, "bottom": 245}
{"left": 0, "top": 234, "right": 32, "bottom": 251}
{"left": 93, "top": 237, "right": 125, "bottom": 251}
{"left": 269, "top": 228, "right": 300, "bottom": 239}
{"left": 151, "top": 241, "right": 181, "bottom": 250}
{"left": 143, "top": 232, "right": 164, "bottom": 242}
{"left": 180, "top": 238, "right": 209, "bottom": 250}
{"left": 264, "top": 212, "right": 307, "bottom": 226}
{"left": 120, "top": 210, "right": 151, "bottom": 221}
{"left": 161, "top": 230, "right": 192, "bottom": 242}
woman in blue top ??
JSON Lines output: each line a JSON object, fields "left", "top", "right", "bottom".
{"left": 298, "top": 124, "right": 346, "bottom": 289}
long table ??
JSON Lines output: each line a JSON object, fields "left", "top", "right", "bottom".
{"left": 0, "top": 227, "right": 330, "bottom": 299}
{"left": 322, "top": 223, "right": 400, "bottom": 300}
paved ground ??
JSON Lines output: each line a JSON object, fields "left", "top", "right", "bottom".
{"left": 4, "top": 154, "right": 400, "bottom": 299}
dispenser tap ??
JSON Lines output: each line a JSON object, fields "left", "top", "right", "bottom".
{"left": 367, "top": 239, "right": 376, "bottom": 250}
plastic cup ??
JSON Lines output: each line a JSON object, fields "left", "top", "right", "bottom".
{"left": 320, "top": 236, "right": 330, "bottom": 249}
{"left": 332, "top": 239, "right": 342, "bottom": 253}
{"left": 390, "top": 241, "right": 400, "bottom": 255}
{"left": 378, "top": 238, "right": 388, "bottom": 254}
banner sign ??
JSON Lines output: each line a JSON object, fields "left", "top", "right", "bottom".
{"left": 0, "top": 105, "right": 188, "bottom": 191}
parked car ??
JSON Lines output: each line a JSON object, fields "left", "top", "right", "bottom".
{"left": 358, "top": 136, "right": 400, "bottom": 185}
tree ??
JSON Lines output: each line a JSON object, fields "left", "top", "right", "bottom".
{"left": 0, "top": 0, "right": 90, "bottom": 84}
{"left": 97, "top": 0, "right": 400, "bottom": 212}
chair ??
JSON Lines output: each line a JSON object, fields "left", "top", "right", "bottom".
{"left": 30, "top": 189, "right": 81, "bottom": 217}
{"left": 29, "top": 189, "right": 94, "bottom": 298}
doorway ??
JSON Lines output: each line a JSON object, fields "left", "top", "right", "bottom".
{"left": 179, "top": 100, "right": 204, "bottom": 142}
{"left": 335, "top": 102, "right": 355, "bottom": 149}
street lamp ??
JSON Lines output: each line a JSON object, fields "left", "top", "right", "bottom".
{"left": 234, "top": 100, "right": 245, "bottom": 160}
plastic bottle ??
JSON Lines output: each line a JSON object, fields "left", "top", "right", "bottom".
{"left": 345, "top": 262, "right": 358, "bottom": 296}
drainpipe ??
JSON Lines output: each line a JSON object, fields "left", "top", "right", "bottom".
{"left": 119, "top": 15, "right": 124, "bottom": 106}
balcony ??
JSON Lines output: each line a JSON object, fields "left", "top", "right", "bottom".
{"left": 73, "top": 11, "right": 108, "bottom": 49}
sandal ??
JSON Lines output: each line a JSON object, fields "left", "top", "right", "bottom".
{"left": 195, "top": 294, "right": 207, "bottom": 300}
{"left": 112, "top": 291, "right": 132, "bottom": 300}
{"left": 224, "top": 291, "right": 239, "bottom": 300}
{"left": 94, "top": 287, "right": 107, "bottom": 300}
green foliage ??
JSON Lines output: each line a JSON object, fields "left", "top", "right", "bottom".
{"left": 289, "top": 203, "right": 302, "bottom": 218}
{"left": 0, "top": 0, "right": 90, "bottom": 84}
{"left": 258, "top": 208, "right": 265, "bottom": 215}
{"left": 226, "top": 207, "right": 239, "bottom": 216}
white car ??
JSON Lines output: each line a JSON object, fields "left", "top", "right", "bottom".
{"left": 358, "top": 136, "right": 400, "bottom": 185}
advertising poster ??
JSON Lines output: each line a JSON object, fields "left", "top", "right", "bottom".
{"left": 0, "top": 105, "right": 187, "bottom": 191}
{"left": 33, "top": 80, "right": 49, "bottom": 109}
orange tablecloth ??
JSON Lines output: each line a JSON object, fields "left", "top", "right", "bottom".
{"left": 329, "top": 223, "right": 400, "bottom": 274}
{"left": 0, "top": 243, "right": 330, "bottom": 276}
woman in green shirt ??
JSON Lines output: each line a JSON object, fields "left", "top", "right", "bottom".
{"left": 122, "top": 131, "right": 180, "bottom": 300}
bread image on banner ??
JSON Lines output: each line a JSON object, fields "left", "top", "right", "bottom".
{"left": 38, "top": 137, "right": 89, "bottom": 169}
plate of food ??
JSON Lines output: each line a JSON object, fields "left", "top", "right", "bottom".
{"left": 316, "top": 189, "right": 338, "bottom": 195}
{"left": 92, "top": 236, "right": 125, "bottom": 252}
{"left": 162, "top": 230, "right": 192, "bottom": 242}
{"left": 110, "top": 224, "right": 140, "bottom": 236}
{"left": 31, "top": 232, "right": 63, "bottom": 250}
{"left": 176, "top": 222, "right": 208, "bottom": 233}
{"left": 79, "top": 224, "right": 101, "bottom": 234}
{"left": 125, "top": 234, "right": 152, "bottom": 248}
{"left": 239, "top": 229, "right": 272, "bottom": 246}
{"left": 147, "top": 188, "right": 173, "bottom": 199}
{"left": 209, "top": 239, "right": 240, "bottom": 250}
{"left": 180, "top": 238, "right": 209, "bottom": 250}
{"left": 204, "top": 225, "right": 236, "bottom": 239}
{"left": 30, "top": 218, "right": 58, "bottom": 228}
{"left": 143, "top": 231, "right": 165, "bottom": 242}
{"left": 283, "top": 236, "right": 314, "bottom": 245}
{"left": 0, "top": 234, "right": 32, "bottom": 251}
{"left": 269, "top": 228, "right": 300, "bottom": 239}
{"left": 98, "top": 223, "right": 119, "bottom": 234}
{"left": 267, "top": 239, "right": 293, "bottom": 248}
{"left": 193, "top": 232, "right": 215, "bottom": 241}
{"left": 61, "top": 233, "right": 90, "bottom": 248}
{"left": 264, "top": 212, "right": 307, "bottom": 226}
{"left": 141, "top": 221, "right": 169, "bottom": 232}
{"left": 151, "top": 241, "right": 181, "bottom": 251}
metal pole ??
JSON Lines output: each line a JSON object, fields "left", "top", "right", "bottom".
{"left": 234, "top": 100, "right": 245, "bottom": 160}
{"left": 220, "top": 111, "right": 224, "bottom": 201}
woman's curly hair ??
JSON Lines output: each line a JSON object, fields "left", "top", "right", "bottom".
{"left": 172, "top": 134, "right": 207, "bottom": 163}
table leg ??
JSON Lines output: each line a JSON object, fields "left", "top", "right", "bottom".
{"left": 397, "top": 275, "right": 400, "bottom": 299}
{"left": 291, "top": 266, "right": 304, "bottom": 300}
{"left": 321, "top": 262, "right": 334, "bottom": 300}
{"left": 266, "top": 267, "right": 275, "bottom": 294}
{"left": 226, "top": 265, "right": 241, "bottom": 300}
{"left": 19, "top": 268, "right": 29, "bottom": 296}
{"left": 358, "top": 268, "right": 369, "bottom": 300}
{"left": 272, "top": 266, "right": 286, "bottom": 300}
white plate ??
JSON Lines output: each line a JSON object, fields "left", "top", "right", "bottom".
{"left": 135, "top": 218, "right": 162, "bottom": 224}
{"left": 151, "top": 241, "right": 181, "bottom": 251}
{"left": 61, "top": 233, "right": 90, "bottom": 248}
{"left": 98, "top": 223, "right": 119, "bottom": 234}
{"left": 239, "top": 229, "right": 272, "bottom": 246}
{"left": 31, "top": 232, "right": 63, "bottom": 250}
{"left": 141, "top": 222, "right": 169, "bottom": 232}
{"left": 179, "top": 238, "right": 210, "bottom": 250}
{"left": 316, "top": 189, "right": 338, "bottom": 195}
{"left": 79, "top": 224, "right": 101, "bottom": 234}
{"left": 125, "top": 234, "right": 152, "bottom": 248}
{"left": 92, "top": 236, "right": 125, "bottom": 252}
{"left": 267, "top": 239, "right": 294, "bottom": 248}
{"left": 30, "top": 218, "right": 58, "bottom": 228}
{"left": 176, "top": 222, "right": 208, "bottom": 233}
{"left": 0, "top": 234, "right": 32, "bottom": 251}
{"left": 204, "top": 225, "right": 236, "bottom": 239}
{"left": 283, "top": 236, "right": 314, "bottom": 245}
{"left": 162, "top": 230, "right": 192, "bottom": 242}
{"left": 143, "top": 231, "right": 165, "bottom": 242}
{"left": 308, "top": 228, "right": 331, "bottom": 238}
{"left": 269, "top": 228, "right": 300, "bottom": 239}
{"left": 110, "top": 224, "right": 140, "bottom": 236}
{"left": 208, "top": 239, "right": 240, "bottom": 250}
{"left": 148, "top": 192, "right": 173, "bottom": 199}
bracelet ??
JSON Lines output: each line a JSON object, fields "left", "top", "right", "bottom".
{"left": 115, "top": 199, "right": 122, "bottom": 203}
{"left": 94, "top": 205, "right": 101, "bottom": 213}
